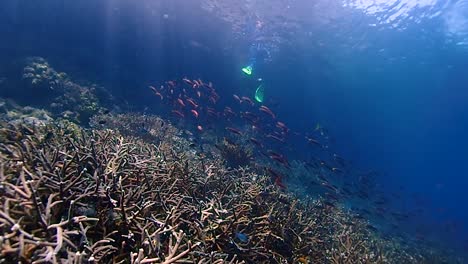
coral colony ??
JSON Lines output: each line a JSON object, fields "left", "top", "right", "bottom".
{"left": 0, "top": 58, "right": 461, "bottom": 263}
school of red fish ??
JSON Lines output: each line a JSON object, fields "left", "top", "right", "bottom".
{"left": 149, "top": 78, "right": 347, "bottom": 190}
{"left": 148, "top": 78, "right": 467, "bottom": 247}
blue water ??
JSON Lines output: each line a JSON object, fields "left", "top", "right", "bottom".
{"left": 1, "top": 0, "right": 468, "bottom": 258}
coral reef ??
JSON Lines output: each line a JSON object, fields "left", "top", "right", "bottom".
{"left": 21, "top": 57, "right": 67, "bottom": 91}
{"left": 0, "top": 116, "right": 460, "bottom": 263}
{"left": 0, "top": 98, "right": 53, "bottom": 127}
{"left": 0, "top": 54, "right": 463, "bottom": 262}
{"left": 17, "top": 57, "right": 115, "bottom": 123}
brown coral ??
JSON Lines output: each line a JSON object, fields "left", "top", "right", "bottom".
{"left": 0, "top": 118, "right": 460, "bottom": 263}
{"left": 215, "top": 138, "right": 253, "bottom": 169}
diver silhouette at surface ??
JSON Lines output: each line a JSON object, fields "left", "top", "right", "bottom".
{"left": 242, "top": 19, "right": 270, "bottom": 103}
{"left": 242, "top": 20, "right": 270, "bottom": 75}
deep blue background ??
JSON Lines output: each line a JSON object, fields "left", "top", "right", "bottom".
{"left": 1, "top": 0, "right": 467, "bottom": 255}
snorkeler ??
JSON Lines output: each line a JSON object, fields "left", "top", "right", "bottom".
{"left": 242, "top": 20, "right": 270, "bottom": 103}
{"left": 242, "top": 20, "right": 268, "bottom": 76}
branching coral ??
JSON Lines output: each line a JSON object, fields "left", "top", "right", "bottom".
{"left": 0, "top": 118, "right": 460, "bottom": 263}
{"left": 89, "top": 113, "right": 178, "bottom": 145}
{"left": 215, "top": 138, "right": 253, "bottom": 168}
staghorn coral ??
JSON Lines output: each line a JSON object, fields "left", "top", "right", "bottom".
{"left": 215, "top": 138, "right": 253, "bottom": 169}
{"left": 89, "top": 113, "right": 179, "bottom": 145}
{"left": 0, "top": 117, "right": 461, "bottom": 263}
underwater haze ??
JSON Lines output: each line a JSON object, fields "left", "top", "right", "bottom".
{"left": 1, "top": 0, "right": 468, "bottom": 262}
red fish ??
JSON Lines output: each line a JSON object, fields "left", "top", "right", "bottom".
{"left": 251, "top": 124, "right": 261, "bottom": 132}
{"left": 331, "top": 167, "right": 343, "bottom": 173}
{"left": 249, "top": 137, "right": 263, "bottom": 148}
{"left": 266, "top": 134, "right": 284, "bottom": 143}
{"left": 276, "top": 121, "right": 289, "bottom": 133}
{"left": 333, "top": 154, "right": 346, "bottom": 167}
{"left": 196, "top": 91, "right": 202, "bottom": 98}
{"left": 268, "top": 151, "right": 290, "bottom": 167}
{"left": 183, "top": 78, "right": 193, "bottom": 86}
{"left": 225, "top": 127, "right": 243, "bottom": 136}
{"left": 241, "top": 96, "right": 254, "bottom": 106}
{"left": 267, "top": 168, "right": 286, "bottom": 189}
{"left": 224, "top": 107, "right": 236, "bottom": 117}
{"left": 177, "top": 98, "right": 186, "bottom": 107}
{"left": 211, "top": 91, "right": 220, "bottom": 100}
{"left": 206, "top": 107, "right": 218, "bottom": 117}
{"left": 186, "top": 98, "right": 198, "bottom": 108}
{"left": 306, "top": 137, "right": 322, "bottom": 147}
{"left": 172, "top": 110, "right": 185, "bottom": 118}
{"left": 197, "top": 125, "right": 203, "bottom": 131}
{"left": 274, "top": 176, "right": 287, "bottom": 189}
{"left": 149, "top": 86, "right": 164, "bottom": 100}
{"left": 259, "top": 106, "right": 276, "bottom": 119}
{"left": 240, "top": 112, "right": 259, "bottom": 123}
{"left": 167, "top": 80, "right": 176, "bottom": 87}
{"left": 233, "top": 94, "right": 242, "bottom": 104}
{"left": 267, "top": 167, "right": 282, "bottom": 178}
{"left": 191, "top": 109, "right": 199, "bottom": 118}
{"left": 320, "top": 160, "right": 333, "bottom": 171}
{"left": 149, "top": 85, "right": 158, "bottom": 93}
{"left": 155, "top": 92, "right": 163, "bottom": 100}
{"left": 209, "top": 96, "right": 217, "bottom": 104}
{"left": 321, "top": 182, "right": 338, "bottom": 193}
